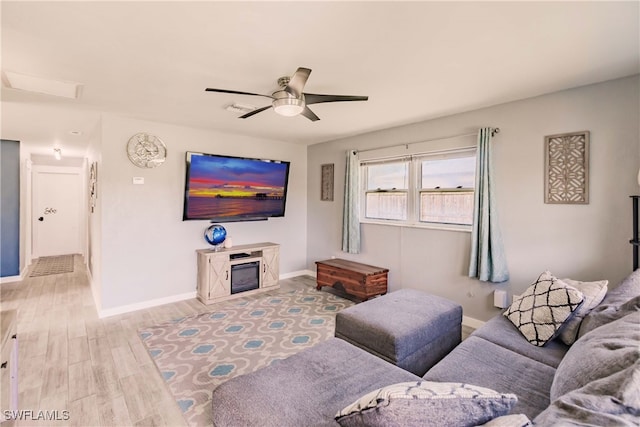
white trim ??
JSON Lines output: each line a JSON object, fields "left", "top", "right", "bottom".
{"left": 462, "top": 315, "right": 485, "bottom": 330}
{"left": 85, "top": 268, "right": 102, "bottom": 314}
{"left": 280, "top": 269, "right": 315, "bottom": 280}
{"left": 98, "top": 291, "right": 197, "bottom": 319}
{"left": 24, "top": 158, "right": 33, "bottom": 271}
{"left": 0, "top": 273, "right": 23, "bottom": 284}
{"left": 361, "top": 219, "right": 472, "bottom": 233}
{"left": 0, "top": 266, "right": 28, "bottom": 284}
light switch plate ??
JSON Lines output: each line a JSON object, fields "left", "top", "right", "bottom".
{"left": 133, "top": 177, "right": 144, "bottom": 185}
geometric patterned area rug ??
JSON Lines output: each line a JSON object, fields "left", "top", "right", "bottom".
{"left": 138, "top": 285, "right": 354, "bottom": 427}
{"left": 29, "top": 254, "right": 75, "bottom": 277}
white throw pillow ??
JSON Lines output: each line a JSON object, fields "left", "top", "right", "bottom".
{"left": 557, "top": 278, "right": 608, "bottom": 345}
{"left": 503, "top": 271, "right": 584, "bottom": 346}
{"left": 335, "top": 381, "right": 517, "bottom": 427}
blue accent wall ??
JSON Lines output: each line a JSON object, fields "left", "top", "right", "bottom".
{"left": 1, "top": 140, "right": 20, "bottom": 277}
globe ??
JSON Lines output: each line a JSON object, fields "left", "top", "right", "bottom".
{"left": 204, "top": 224, "right": 227, "bottom": 246}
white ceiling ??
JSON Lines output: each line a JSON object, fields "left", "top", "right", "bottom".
{"left": 1, "top": 1, "right": 638, "bottom": 157}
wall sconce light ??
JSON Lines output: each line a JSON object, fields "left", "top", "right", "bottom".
{"left": 53, "top": 148, "right": 62, "bottom": 160}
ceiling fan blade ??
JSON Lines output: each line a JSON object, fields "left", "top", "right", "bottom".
{"left": 238, "top": 105, "right": 272, "bottom": 119}
{"left": 300, "top": 106, "right": 320, "bottom": 122}
{"left": 205, "top": 88, "right": 273, "bottom": 99}
{"left": 304, "top": 93, "right": 368, "bottom": 105}
{"left": 285, "top": 67, "right": 312, "bottom": 98}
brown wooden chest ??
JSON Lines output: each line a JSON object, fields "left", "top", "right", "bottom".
{"left": 315, "top": 258, "right": 388, "bottom": 301}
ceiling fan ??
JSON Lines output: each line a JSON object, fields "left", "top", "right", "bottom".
{"left": 205, "top": 67, "right": 368, "bottom": 122}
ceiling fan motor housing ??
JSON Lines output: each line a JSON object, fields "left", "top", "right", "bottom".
{"left": 272, "top": 90, "right": 305, "bottom": 116}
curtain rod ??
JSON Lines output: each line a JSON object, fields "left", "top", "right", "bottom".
{"left": 355, "top": 128, "right": 500, "bottom": 154}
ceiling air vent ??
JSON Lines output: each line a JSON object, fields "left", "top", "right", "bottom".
{"left": 3, "top": 71, "right": 83, "bottom": 100}
{"left": 225, "top": 103, "right": 257, "bottom": 114}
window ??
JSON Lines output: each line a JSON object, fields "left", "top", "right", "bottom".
{"left": 420, "top": 154, "right": 475, "bottom": 225}
{"left": 361, "top": 149, "right": 476, "bottom": 228}
{"left": 364, "top": 159, "right": 409, "bottom": 220}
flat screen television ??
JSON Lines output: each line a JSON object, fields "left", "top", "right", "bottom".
{"left": 183, "top": 151, "right": 291, "bottom": 222}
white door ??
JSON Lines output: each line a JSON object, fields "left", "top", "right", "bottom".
{"left": 32, "top": 167, "right": 83, "bottom": 258}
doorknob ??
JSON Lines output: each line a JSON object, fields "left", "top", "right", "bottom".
{"left": 38, "top": 217, "right": 44, "bottom": 222}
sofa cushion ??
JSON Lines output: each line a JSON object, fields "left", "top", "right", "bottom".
{"left": 503, "top": 271, "right": 584, "bottom": 346}
{"left": 550, "top": 311, "right": 640, "bottom": 401}
{"left": 578, "top": 269, "right": 640, "bottom": 338}
{"left": 599, "top": 268, "right": 640, "bottom": 302}
{"left": 535, "top": 360, "right": 640, "bottom": 426}
{"left": 557, "top": 278, "right": 608, "bottom": 345}
{"left": 211, "top": 337, "right": 421, "bottom": 427}
{"left": 423, "top": 336, "right": 556, "bottom": 420}
{"left": 471, "top": 315, "right": 568, "bottom": 368}
{"left": 335, "top": 381, "right": 517, "bottom": 427}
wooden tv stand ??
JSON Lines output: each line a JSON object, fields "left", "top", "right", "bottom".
{"left": 315, "top": 258, "right": 388, "bottom": 301}
{"left": 196, "top": 242, "right": 279, "bottom": 305}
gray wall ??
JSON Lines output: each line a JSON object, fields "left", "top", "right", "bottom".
{"left": 1, "top": 140, "right": 20, "bottom": 277}
{"left": 307, "top": 75, "right": 640, "bottom": 321}
{"left": 98, "top": 115, "right": 307, "bottom": 312}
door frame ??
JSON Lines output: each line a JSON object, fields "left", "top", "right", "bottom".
{"left": 31, "top": 164, "right": 87, "bottom": 261}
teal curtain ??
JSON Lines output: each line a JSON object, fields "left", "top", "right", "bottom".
{"left": 342, "top": 150, "right": 361, "bottom": 254}
{"left": 469, "top": 128, "right": 509, "bottom": 282}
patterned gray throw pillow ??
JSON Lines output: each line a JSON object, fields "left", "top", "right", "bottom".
{"left": 335, "top": 381, "right": 517, "bottom": 427}
{"left": 503, "top": 271, "right": 584, "bottom": 346}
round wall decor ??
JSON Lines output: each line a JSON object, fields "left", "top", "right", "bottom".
{"left": 126, "top": 132, "right": 167, "bottom": 168}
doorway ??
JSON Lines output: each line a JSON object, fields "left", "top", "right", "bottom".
{"left": 32, "top": 165, "right": 85, "bottom": 259}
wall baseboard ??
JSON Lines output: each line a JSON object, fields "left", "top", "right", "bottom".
{"left": 0, "top": 275, "right": 22, "bottom": 284}
{"left": 85, "top": 268, "right": 102, "bottom": 314}
{"left": 99, "top": 291, "right": 197, "bottom": 319}
{"left": 0, "top": 266, "right": 27, "bottom": 284}
{"left": 95, "top": 271, "right": 488, "bottom": 329}
{"left": 280, "top": 269, "right": 315, "bottom": 280}
{"left": 462, "top": 315, "right": 486, "bottom": 330}
{"left": 98, "top": 270, "right": 315, "bottom": 318}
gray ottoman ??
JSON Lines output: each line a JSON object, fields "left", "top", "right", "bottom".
{"left": 335, "top": 289, "right": 462, "bottom": 376}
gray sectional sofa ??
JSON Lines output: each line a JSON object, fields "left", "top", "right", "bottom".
{"left": 211, "top": 269, "right": 640, "bottom": 426}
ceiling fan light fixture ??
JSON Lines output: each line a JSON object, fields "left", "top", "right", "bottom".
{"left": 205, "top": 67, "right": 368, "bottom": 121}
{"left": 272, "top": 91, "right": 305, "bottom": 117}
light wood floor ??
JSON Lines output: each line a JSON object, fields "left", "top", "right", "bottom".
{"left": 0, "top": 256, "right": 308, "bottom": 426}
{"left": 1, "top": 256, "right": 474, "bottom": 426}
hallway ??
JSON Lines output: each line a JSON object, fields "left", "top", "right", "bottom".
{"left": 1, "top": 256, "right": 198, "bottom": 426}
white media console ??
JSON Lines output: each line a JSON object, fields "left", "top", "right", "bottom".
{"left": 196, "top": 242, "right": 280, "bottom": 305}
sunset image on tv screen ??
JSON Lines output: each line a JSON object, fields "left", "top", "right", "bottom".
{"left": 185, "top": 153, "right": 289, "bottom": 220}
